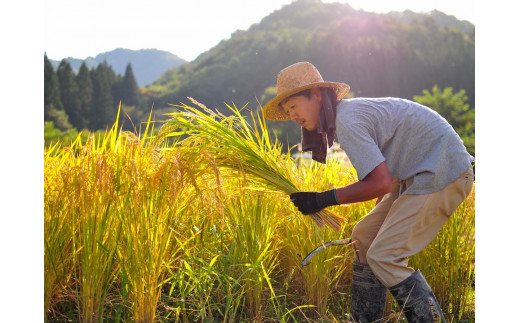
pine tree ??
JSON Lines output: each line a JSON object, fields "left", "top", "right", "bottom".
{"left": 44, "top": 54, "right": 71, "bottom": 130}
{"left": 57, "top": 60, "right": 83, "bottom": 129}
{"left": 90, "top": 61, "right": 116, "bottom": 129}
{"left": 76, "top": 62, "right": 93, "bottom": 129}
{"left": 122, "top": 63, "right": 141, "bottom": 107}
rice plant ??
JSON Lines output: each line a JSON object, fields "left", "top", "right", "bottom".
{"left": 275, "top": 157, "right": 360, "bottom": 319}
{"left": 45, "top": 121, "right": 125, "bottom": 321}
{"left": 115, "top": 144, "right": 200, "bottom": 322}
{"left": 44, "top": 143, "right": 76, "bottom": 318}
{"left": 44, "top": 108, "right": 206, "bottom": 321}
{"left": 160, "top": 98, "right": 345, "bottom": 232}
{"left": 224, "top": 190, "right": 281, "bottom": 321}
{"left": 408, "top": 187, "right": 476, "bottom": 322}
{"left": 44, "top": 100, "right": 475, "bottom": 322}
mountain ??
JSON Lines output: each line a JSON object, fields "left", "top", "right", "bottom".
{"left": 50, "top": 48, "right": 186, "bottom": 86}
{"left": 139, "top": 0, "right": 474, "bottom": 150}
{"left": 145, "top": 0, "right": 474, "bottom": 110}
{"left": 387, "top": 9, "right": 474, "bottom": 35}
{"left": 45, "top": 0, "right": 474, "bottom": 151}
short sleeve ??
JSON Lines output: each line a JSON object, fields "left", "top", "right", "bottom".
{"left": 336, "top": 121, "right": 385, "bottom": 181}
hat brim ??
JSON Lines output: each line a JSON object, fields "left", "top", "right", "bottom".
{"left": 262, "top": 82, "right": 350, "bottom": 121}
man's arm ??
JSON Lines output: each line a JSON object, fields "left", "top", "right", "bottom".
{"left": 335, "top": 161, "right": 393, "bottom": 204}
{"left": 289, "top": 161, "right": 393, "bottom": 215}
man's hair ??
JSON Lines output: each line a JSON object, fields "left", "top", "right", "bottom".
{"left": 289, "top": 88, "right": 312, "bottom": 100}
{"left": 279, "top": 87, "right": 340, "bottom": 108}
{"left": 279, "top": 89, "right": 311, "bottom": 108}
{"left": 322, "top": 87, "right": 341, "bottom": 108}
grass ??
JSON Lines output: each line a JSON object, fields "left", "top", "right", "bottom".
{"left": 44, "top": 101, "right": 475, "bottom": 322}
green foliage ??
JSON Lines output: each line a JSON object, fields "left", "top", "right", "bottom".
{"left": 44, "top": 121, "right": 99, "bottom": 148}
{"left": 121, "top": 63, "right": 141, "bottom": 107}
{"left": 44, "top": 0, "right": 474, "bottom": 140}
{"left": 46, "top": 56, "right": 150, "bottom": 132}
{"left": 44, "top": 54, "right": 71, "bottom": 130}
{"left": 145, "top": 0, "right": 474, "bottom": 111}
{"left": 259, "top": 85, "right": 277, "bottom": 105}
{"left": 44, "top": 121, "right": 80, "bottom": 149}
{"left": 414, "top": 85, "right": 475, "bottom": 155}
{"left": 90, "top": 61, "right": 117, "bottom": 129}
{"left": 75, "top": 62, "right": 93, "bottom": 129}
{"left": 139, "top": 0, "right": 474, "bottom": 152}
{"left": 57, "top": 60, "right": 84, "bottom": 129}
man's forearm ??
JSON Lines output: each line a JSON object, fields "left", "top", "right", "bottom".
{"left": 335, "top": 180, "right": 391, "bottom": 205}
{"left": 335, "top": 162, "right": 393, "bottom": 205}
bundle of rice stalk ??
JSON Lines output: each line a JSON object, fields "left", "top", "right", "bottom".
{"left": 159, "top": 98, "right": 345, "bottom": 232}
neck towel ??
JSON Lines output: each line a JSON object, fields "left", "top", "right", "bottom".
{"left": 301, "top": 92, "right": 336, "bottom": 164}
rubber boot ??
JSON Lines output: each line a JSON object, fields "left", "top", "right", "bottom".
{"left": 389, "top": 270, "right": 446, "bottom": 323}
{"left": 350, "top": 262, "right": 387, "bottom": 323}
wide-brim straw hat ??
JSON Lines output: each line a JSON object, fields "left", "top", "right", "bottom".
{"left": 262, "top": 62, "right": 350, "bottom": 121}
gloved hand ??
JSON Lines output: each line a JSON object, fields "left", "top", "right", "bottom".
{"left": 290, "top": 189, "right": 339, "bottom": 215}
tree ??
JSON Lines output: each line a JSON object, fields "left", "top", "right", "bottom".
{"left": 413, "top": 85, "right": 475, "bottom": 155}
{"left": 57, "top": 60, "right": 84, "bottom": 129}
{"left": 122, "top": 63, "right": 141, "bottom": 107}
{"left": 90, "top": 61, "right": 116, "bottom": 130}
{"left": 44, "top": 54, "right": 71, "bottom": 130}
{"left": 76, "top": 62, "right": 93, "bottom": 129}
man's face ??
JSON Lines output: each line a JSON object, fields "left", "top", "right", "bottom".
{"left": 281, "top": 88, "right": 322, "bottom": 131}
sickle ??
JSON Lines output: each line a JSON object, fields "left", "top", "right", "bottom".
{"left": 301, "top": 238, "right": 352, "bottom": 268}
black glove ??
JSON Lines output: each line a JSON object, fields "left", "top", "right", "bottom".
{"left": 290, "top": 189, "right": 339, "bottom": 215}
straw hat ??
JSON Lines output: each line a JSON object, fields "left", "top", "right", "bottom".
{"left": 262, "top": 62, "right": 350, "bottom": 121}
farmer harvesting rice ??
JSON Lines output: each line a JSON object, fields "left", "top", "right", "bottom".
{"left": 262, "top": 62, "right": 474, "bottom": 323}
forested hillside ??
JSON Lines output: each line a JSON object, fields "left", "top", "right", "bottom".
{"left": 44, "top": 0, "right": 474, "bottom": 153}
{"left": 146, "top": 0, "right": 474, "bottom": 112}
{"left": 44, "top": 55, "right": 143, "bottom": 132}
{"left": 387, "top": 9, "right": 475, "bottom": 34}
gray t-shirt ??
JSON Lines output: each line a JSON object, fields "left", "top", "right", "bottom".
{"left": 335, "top": 97, "right": 474, "bottom": 194}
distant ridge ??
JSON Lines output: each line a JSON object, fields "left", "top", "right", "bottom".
{"left": 49, "top": 48, "right": 186, "bottom": 86}
{"left": 387, "top": 9, "right": 474, "bottom": 34}
{"left": 145, "top": 0, "right": 474, "bottom": 114}
{"left": 44, "top": 0, "right": 475, "bottom": 153}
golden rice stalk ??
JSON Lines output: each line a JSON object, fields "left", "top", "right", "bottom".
{"left": 159, "top": 98, "right": 345, "bottom": 232}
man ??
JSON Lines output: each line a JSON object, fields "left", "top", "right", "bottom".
{"left": 262, "top": 62, "right": 474, "bottom": 323}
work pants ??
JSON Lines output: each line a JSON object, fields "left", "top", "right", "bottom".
{"left": 351, "top": 167, "right": 474, "bottom": 287}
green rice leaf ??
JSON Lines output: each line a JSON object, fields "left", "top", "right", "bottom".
{"left": 161, "top": 98, "right": 345, "bottom": 232}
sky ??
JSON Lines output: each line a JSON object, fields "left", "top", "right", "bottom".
{"left": 44, "top": 0, "right": 476, "bottom": 62}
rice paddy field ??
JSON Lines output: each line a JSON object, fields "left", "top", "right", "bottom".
{"left": 44, "top": 100, "right": 475, "bottom": 322}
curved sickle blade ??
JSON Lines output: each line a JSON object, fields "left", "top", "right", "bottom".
{"left": 301, "top": 238, "right": 352, "bottom": 268}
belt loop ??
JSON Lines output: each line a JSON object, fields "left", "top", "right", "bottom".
{"left": 399, "top": 182, "right": 406, "bottom": 196}
{"left": 399, "top": 177, "right": 414, "bottom": 196}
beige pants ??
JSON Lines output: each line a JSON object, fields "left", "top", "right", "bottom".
{"left": 351, "top": 167, "right": 474, "bottom": 287}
